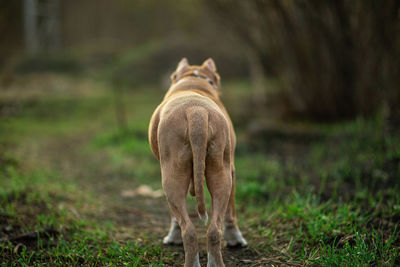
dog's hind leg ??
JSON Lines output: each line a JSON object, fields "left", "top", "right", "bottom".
{"left": 163, "top": 216, "right": 182, "bottom": 245}
{"left": 205, "top": 163, "right": 232, "bottom": 267}
{"left": 161, "top": 163, "right": 200, "bottom": 267}
{"left": 223, "top": 166, "right": 247, "bottom": 247}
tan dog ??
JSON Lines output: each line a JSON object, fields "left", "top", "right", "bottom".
{"left": 148, "top": 58, "right": 247, "bottom": 267}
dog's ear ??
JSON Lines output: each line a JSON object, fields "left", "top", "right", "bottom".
{"left": 177, "top": 57, "right": 189, "bottom": 71}
{"left": 171, "top": 58, "right": 189, "bottom": 82}
{"left": 202, "top": 58, "right": 217, "bottom": 72}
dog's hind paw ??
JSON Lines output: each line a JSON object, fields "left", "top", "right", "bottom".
{"left": 193, "top": 253, "right": 200, "bottom": 267}
{"left": 226, "top": 238, "right": 248, "bottom": 248}
{"left": 163, "top": 234, "right": 183, "bottom": 245}
{"left": 224, "top": 225, "right": 248, "bottom": 248}
{"left": 163, "top": 217, "right": 183, "bottom": 245}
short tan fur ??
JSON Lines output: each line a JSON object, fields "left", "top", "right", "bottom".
{"left": 149, "top": 58, "right": 247, "bottom": 267}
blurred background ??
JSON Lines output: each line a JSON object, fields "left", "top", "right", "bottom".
{"left": 1, "top": 0, "right": 400, "bottom": 125}
{"left": 1, "top": 1, "right": 400, "bottom": 266}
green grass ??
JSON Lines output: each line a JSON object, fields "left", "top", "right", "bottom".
{"left": 1, "top": 230, "right": 165, "bottom": 266}
{"left": 314, "top": 228, "right": 399, "bottom": 266}
{"left": 0, "top": 164, "right": 166, "bottom": 266}
{"left": 0, "top": 81, "right": 166, "bottom": 265}
{"left": 1, "top": 75, "right": 399, "bottom": 265}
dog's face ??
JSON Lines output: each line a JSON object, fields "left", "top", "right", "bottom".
{"left": 170, "top": 58, "right": 221, "bottom": 92}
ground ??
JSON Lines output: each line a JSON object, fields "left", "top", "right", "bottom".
{"left": 1, "top": 74, "right": 399, "bottom": 266}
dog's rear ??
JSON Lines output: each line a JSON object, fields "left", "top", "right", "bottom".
{"left": 158, "top": 93, "right": 231, "bottom": 217}
{"left": 159, "top": 102, "right": 211, "bottom": 224}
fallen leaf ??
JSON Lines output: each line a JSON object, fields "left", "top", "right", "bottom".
{"left": 121, "top": 185, "right": 164, "bottom": 198}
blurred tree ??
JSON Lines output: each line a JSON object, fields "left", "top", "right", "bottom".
{"left": 23, "top": 0, "right": 61, "bottom": 54}
{"left": 203, "top": 0, "right": 400, "bottom": 124}
{"left": 0, "top": 0, "right": 23, "bottom": 67}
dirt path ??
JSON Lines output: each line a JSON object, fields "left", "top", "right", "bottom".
{"left": 33, "top": 129, "right": 264, "bottom": 266}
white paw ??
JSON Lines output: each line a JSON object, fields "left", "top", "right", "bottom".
{"left": 163, "top": 234, "right": 183, "bottom": 245}
{"left": 193, "top": 253, "right": 200, "bottom": 267}
{"left": 224, "top": 226, "right": 248, "bottom": 247}
{"left": 207, "top": 252, "right": 216, "bottom": 267}
{"left": 163, "top": 217, "right": 182, "bottom": 245}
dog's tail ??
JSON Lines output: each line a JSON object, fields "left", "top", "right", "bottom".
{"left": 187, "top": 106, "right": 209, "bottom": 225}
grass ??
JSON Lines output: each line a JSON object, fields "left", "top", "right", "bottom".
{"left": 1, "top": 74, "right": 399, "bottom": 265}
{"left": 0, "top": 164, "right": 166, "bottom": 266}
{"left": 0, "top": 78, "right": 166, "bottom": 265}
{"left": 234, "top": 116, "right": 400, "bottom": 265}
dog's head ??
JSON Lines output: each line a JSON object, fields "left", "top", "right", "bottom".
{"left": 170, "top": 58, "right": 221, "bottom": 92}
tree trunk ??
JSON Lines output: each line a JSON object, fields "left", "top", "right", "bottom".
{"left": 24, "top": 0, "right": 39, "bottom": 54}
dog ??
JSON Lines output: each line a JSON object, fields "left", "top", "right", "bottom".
{"left": 148, "top": 58, "right": 247, "bottom": 267}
